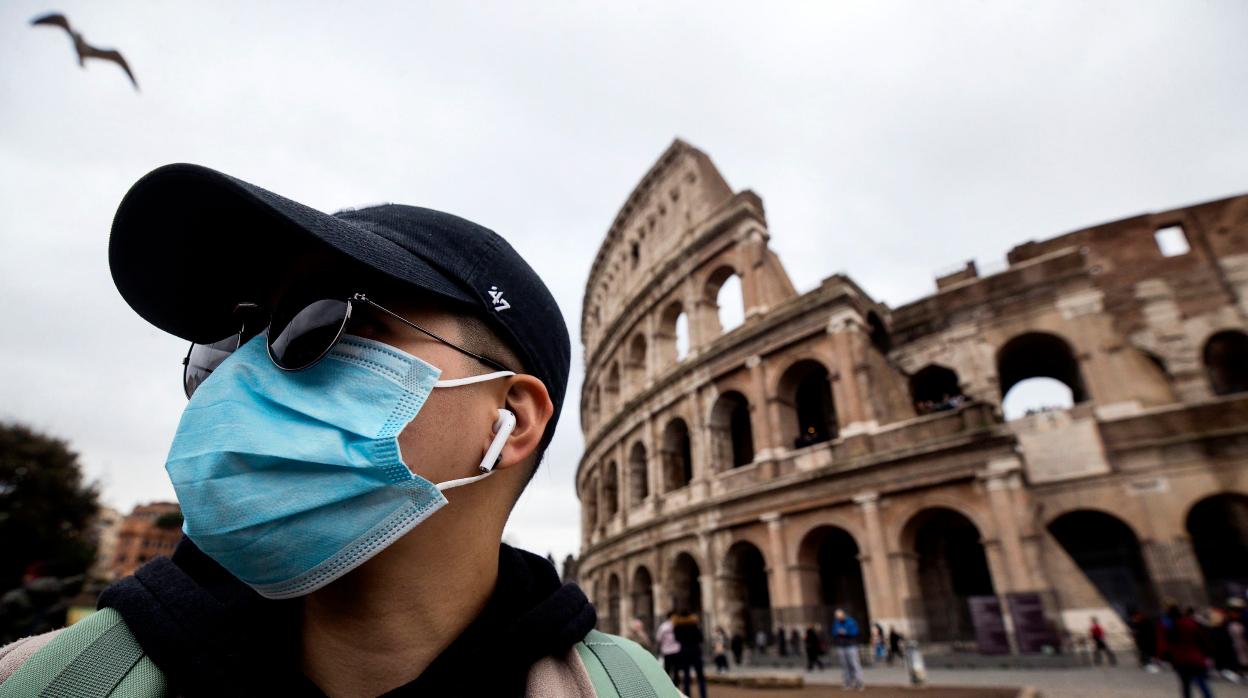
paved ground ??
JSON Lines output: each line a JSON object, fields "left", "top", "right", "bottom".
{"left": 699, "top": 664, "right": 1248, "bottom": 698}
{"left": 711, "top": 685, "right": 1017, "bottom": 697}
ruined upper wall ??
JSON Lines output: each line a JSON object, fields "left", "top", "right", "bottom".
{"left": 580, "top": 140, "right": 733, "bottom": 353}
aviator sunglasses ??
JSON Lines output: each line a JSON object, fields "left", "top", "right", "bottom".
{"left": 182, "top": 292, "right": 513, "bottom": 398}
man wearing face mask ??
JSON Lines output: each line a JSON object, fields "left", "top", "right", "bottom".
{"left": 0, "top": 164, "right": 679, "bottom": 697}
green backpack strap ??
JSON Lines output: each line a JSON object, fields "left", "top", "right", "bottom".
{"left": 575, "top": 630, "right": 681, "bottom": 698}
{"left": 0, "top": 608, "right": 167, "bottom": 698}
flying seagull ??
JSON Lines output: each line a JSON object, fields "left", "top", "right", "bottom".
{"left": 30, "top": 13, "right": 139, "bottom": 91}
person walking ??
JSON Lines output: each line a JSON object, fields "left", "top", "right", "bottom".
{"left": 888, "top": 626, "right": 904, "bottom": 665}
{"left": 656, "top": 610, "right": 682, "bottom": 682}
{"left": 871, "top": 622, "right": 886, "bottom": 663}
{"left": 1091, "top": 616, "right": 1117, "bottom": 666}
{"left": 730, "top": 630, "right": 745, "bottom": 666}
{"left": 833, "top": 608, "right": 865, "bottom": 690}
{"left": 627, "top": 616, "right": 653, "bottom": 653}
{"left": 804, "top": 626, "right": 825, "bottom": 671}
{"left": 1157, "top": 605, "right": 1215, "bottom": 698}
{"left": 674, "top": 610, "right": 707, "bottom": 698}
{"left": 1129, "top": 609, "right": 1159, "bottom": 670}
{"left": 777, "top": 625, "right": 788, "bottom": 657}
{"left": 712, "top": 626, "right": 730, "bottom": 674}
{"left": 790, "top": 627, "right": 803, "bottom": 661}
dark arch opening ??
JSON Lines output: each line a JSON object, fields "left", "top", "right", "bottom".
{"left": 905, "top": 508, "right": 995, "bottom": 643}
{"left": 602, "top": 461, "right": 619, "bottom": 519}
{"left": 867, "top": 311, "right": 892, "bottom": 354}
{"left": 710, "top": 391, "right": 755, "bottom": 469}
{"left": 605, "top": 573, "right": 622, "bottom": 635}
{"left": 909, "top": 364, "right": 965, "bottom": 415}
{"left": 584, "top": 476, "right": 599, "bottom": 531}
{"left": 780, "top": 360, "right": 838, "bottom": 449}
{"left": 799, "top": 526, "right": 869, "bottom": 631}
{"left": 632, "top": 566, "right": 655, "bottom": 638}
{"left": 628, "top": 441, "right": 648, "bottom": 504}
{"left": 1203, "top": 331, "right": 1248, "bottom": 396}
{"left": 1187, "top": 494, "right": 1248, "bottom": 603}
{"left": 661, "top": 419, "right": 693, "bottom": 491}
{"left": 723, "top": 542, "right": 772, "bottom": 638}
{"left": 669, "top": 553, "right": 702, "bottom": 615}
{"left": 998, "top": 332, "right": 1087, "bottom": 402}
{"left": 1048, "top": 510, "right": 1157, "bottom": 618}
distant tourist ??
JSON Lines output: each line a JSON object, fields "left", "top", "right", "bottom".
{"left": 872, "top": 622, "right": 887, "bottom": 662}
{"left": 1090, "top": 616, "right": 1117, "bottom": 666}
{"left": 804, "top": 625, "right": 826, "bottom": 671}
{"left": 1128, "top": 609, "right": 1159, "bottom": 671}
{"left": 832, "top": 609, "right": 865, "bottom": 690}
{"left": 730, "top": 630, "right": 745, "bottom": 665}
{"left": 888, "top": 626, "right": 904, "bottom": 665}
{"left": 626, "top": 616, "right": 652, "bottom": 653}
{"left": 655, "top": 611, "right": 682, "bottom": 681}
{"left": 755, "top": 627, "right": 769, "bottom": 655}
{"left": 673, "top": 610, "right": 707, "bottom": 698}
{"left": 777, "top": 624, "right": 788, "bottom": 656}
{"left": 1157, "top": 605, "right": 1214, "bottom": 698}
{"left": 712, "top": 626, "right": 730, "bottom": 674}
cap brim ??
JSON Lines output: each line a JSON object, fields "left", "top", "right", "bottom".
{"left": 109, "top": 163, "right": 477, "bottom": 343}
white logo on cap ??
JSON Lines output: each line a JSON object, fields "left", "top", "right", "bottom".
{"left": 488, "top": 286, "right": 511, "bottom": 312}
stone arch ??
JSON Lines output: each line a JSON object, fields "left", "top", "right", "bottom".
{"left": 1202, "top": 329, "right": 1248, "bottom": 396}
{"left": 722, "top": 541, "right": 772, "bottom": 638}
{"left": 709, "top": 390, "right": 755, "bottom": 470}
{"left": 605, "top": 573, "right": 622, "bottom": 634}
{"left": 602, "top": 460, "right": 619, "bottom": 519}
{"left": 776, "top": 358, "right": 838, "bottom": 449}
{"left": 605, "top": 361, "right": 621, "bottom": 412}
{"left": 1186, "top": 492, "right": 1248, "bottom": 603}
{"left": 658, "top": 300, "right": 689, "bottom": 367}
{"left": 626, "top": 332, "right": 648, "bottom": 393}
{"left": 704, "top": 265, "right": 746, "bottom": 337}
{"left": 584, "top": 474, "right": 599, "bottom": 531}
{"left": 866, "top": 311, "right": 891, "bottom": 354}
{"left": 632, "top": 565, "right": 656, "bottom": 637}
{"left": 796, "top": 525, "right": 869, "bottom": 631}
{"left": 900, "top": 507, "right": 996, "bottom": 643}
{"left": 1048, "top": 510, "right": 1158, "bottom": 618}
{"left": 628, "top": 441, "right": 649, "bottom": 504}
{"left": 661, "top": 418, "right": 694, "bottom": 491}
{"left": 667, "top": 551, "right": 703, "bottom": 615}
{"left": 909, "top": 364, "right": 964, "bottom": 415}
{"left": 997, "top": 331, "right": 1088, "bottom": 417}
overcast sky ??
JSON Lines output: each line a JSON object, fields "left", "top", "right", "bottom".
{"left": 1, "top": 1, "right": 1245, "bottom": 563}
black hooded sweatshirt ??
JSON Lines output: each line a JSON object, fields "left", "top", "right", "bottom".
{"left": 97, "top": 538, "right": 596, "bottom": 697}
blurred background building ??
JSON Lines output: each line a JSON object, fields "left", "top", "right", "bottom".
{"left": 108, "top": 502, "right": 182, "bottom": 580}
{"left": 575, "top": 139, "right": 1248, "bottom": 654}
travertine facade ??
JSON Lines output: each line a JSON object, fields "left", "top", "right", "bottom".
{"left": 576, "top": 140, "right": 1248, "bottom": 652}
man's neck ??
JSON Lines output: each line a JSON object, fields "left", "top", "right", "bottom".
{"left": 299, "top": 509, "right": 500, "bottom": 698}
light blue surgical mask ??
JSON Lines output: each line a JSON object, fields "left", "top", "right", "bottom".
{"left": 165, "top": 333, "right": 514, "bottom": 599}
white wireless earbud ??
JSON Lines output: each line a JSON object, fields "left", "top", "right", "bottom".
{"left": 477, "top": 408, "right": 516, "bottom": 473}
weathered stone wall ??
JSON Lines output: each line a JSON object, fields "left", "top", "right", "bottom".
{"left": 576, "top": 140, "right": 1248, "bottom": 651}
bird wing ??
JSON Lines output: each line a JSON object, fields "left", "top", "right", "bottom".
{"left": 30, "top": 13, "right": 73, "bottom": 33}
{"left": 83, "top": 47, "right": 140, "bottom": 91}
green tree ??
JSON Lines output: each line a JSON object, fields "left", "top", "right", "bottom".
{"left": 0, "top": 422, "right": 99, "bottom": 591}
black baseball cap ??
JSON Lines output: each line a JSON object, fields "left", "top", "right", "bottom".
{"left": 108, "top": 163, "right": 570, "bottom": 455}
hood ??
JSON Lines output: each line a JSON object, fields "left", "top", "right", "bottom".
{"left": 98, "top": 537, "right": 595, "bottom": 697}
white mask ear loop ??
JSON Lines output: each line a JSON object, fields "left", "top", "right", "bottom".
{"left": 435, "top": 408, "right": 517, "bottom": 492}
{"left": 434, "top": 370, "right": 514, "bottom": 388}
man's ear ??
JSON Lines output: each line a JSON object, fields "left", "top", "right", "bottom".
{"left": 492, "top": 374, "right": 552, "bottom": 472}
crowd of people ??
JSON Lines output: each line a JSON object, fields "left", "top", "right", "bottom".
{"left": 1116, "top": 600, "right": 1248, "bottom": 697}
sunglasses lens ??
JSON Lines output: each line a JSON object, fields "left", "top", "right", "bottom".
{"left": 268, "top": 298, "right": 350, "bottom": 370}
{"left": 184, "top": 334, "right": 242, "bottom": 398}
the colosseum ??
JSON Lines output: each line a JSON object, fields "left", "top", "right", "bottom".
{"left": 574, "top": 139, "right": 1248, "bottom": 654}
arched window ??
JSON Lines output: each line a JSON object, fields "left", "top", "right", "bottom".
{"left": 998, "top": 332, "right": 1087, "bottom": 420}
{"left": 628, "top": 441, "right": 649, "bottom": 503}
{"left": 778, "top": 360, "right": 838, "bottom": 448}
{"left": 705, "top": 266, "right": 745, "bottom": 336}
{"left": 901, "top": 508, "right": 996, "bottom": 642}
{"left": 605, "top": 362, "right": 621, "bottom": 412}
{"left": 668, "top": 553, "right": 702, "bottom": 614}
{"left": 602, "top": 461, "right": 619, "bottom": 519}
{"left": 627, "top": 333, "right": 647, "bottom": 392}
{"left": 658, "top": 301, "right": 689, "bottom": 367}
{"left": 1187, "top": 494, "right": 1248, "bottom": 602}
{"left": 661, "top": 418, "right": 694, "bottom": 491}
{"left": 910, "top": 364, "right": 965, "bottom": 415}
{"left": 867, "top": 311, "right": 891, "bottom": 354}
{"left": 1049, "top": 510, "right": 1157, "bottom": 618}
{"left": 722, "top": 542, "right": 772, "bottom": 638}
{"left": 632, "top": 566, "right": 655, "bottom": 637}
{"left": 1204, "top": 330, "right": 1248, "bottom": 396}
{"left": 797, "top": 526, "right": 869, "bottom": 631}
{"left": 583, "top": 475, "right": 599, "bottom": 531}
{"left": 605, "top": 574, "right": 622, "bottom": 635}
{"left": 710, "top": 391, "right": 754, "bottom": 469}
